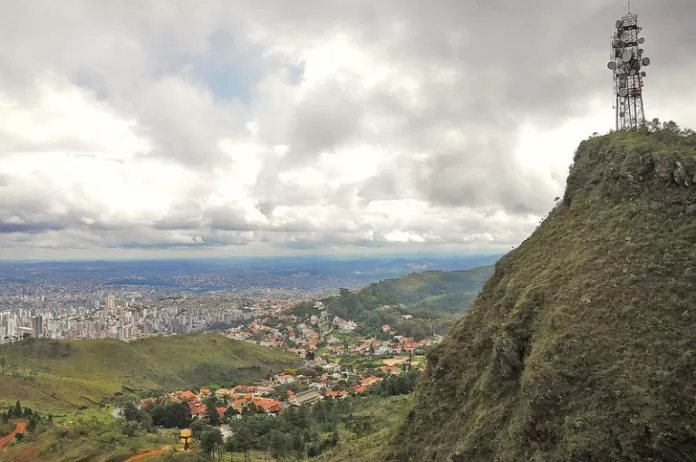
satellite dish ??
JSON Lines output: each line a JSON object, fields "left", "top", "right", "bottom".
{"left": 620, "top": 31, "right": 630, "bottom": 41}
{"left": 607, "top": 61, "right": 617, "bottom": 70}
{"left": 629, "top": 69, "right": 637, "bottom": 76}
{"left": 618, "top": 88, "right": 628, "bottom": 97}
{"left": 638, "top": 37, "right": 645, "bottom": 44}
{"left": 612, "top": 40, "right": 623, "bottom": 48}
{"left": 622, "top": 50, "right": 633, "bottom": 62}
{"left": 642, "top": 57, "right": 651, "bottom": 66}
{"left": 640, "top": 71, "right": 646, "bottom": 77}
{"left": 616, "top": 19, "right": 623, "bottom": 29}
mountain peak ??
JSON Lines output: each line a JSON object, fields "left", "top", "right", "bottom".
{"left": 385, "top": 125, "right": 696, "bottom": 462}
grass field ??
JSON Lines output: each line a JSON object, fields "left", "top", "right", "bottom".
{"left": 0, "top": 333, "right": 300, "bottom": 413}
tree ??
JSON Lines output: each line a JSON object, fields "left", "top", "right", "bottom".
{"left": 122, "top": 420, "right": 139, "bottom": 437}
{"left": 190, "top": 419, "right": 209, "bottom": 439}
{"left": 291, "top": 429, "right": 304, "bottom": 459}
{"left": 200, "top": 428, "right": 223, "bottom": 457}
{"left": 224, "top": 436, "right": 237, "bottom": 461}
{"left": 204, "top": 396, "right": 220, "bottom": 426}
{"left": 13, "top": 401, "right": 22, "bottom": 418}
{"left": 122, "top": 401, "right": 139, "bottom": 422}
{"left": 270, "top": 430, "right": 287, "bottom": 461}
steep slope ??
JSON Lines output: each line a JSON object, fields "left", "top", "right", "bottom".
{"left": 0, "top": 333, "right": 300, "bottom": 412}
{"left": 386, "top": 127, "right": 696, "bottom": 461}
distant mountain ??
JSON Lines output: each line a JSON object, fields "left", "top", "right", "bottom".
{"left": 0, "top": 333, "right": 299, "bottom": 412}
{"left": 291, "top": 266, "right": 493, "bottom": 340}
{"left": 358, "top": 266, "right": 494, "bottom": 314}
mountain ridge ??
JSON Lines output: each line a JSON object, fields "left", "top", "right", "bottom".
{"left": 385, "top": 125, "right": 696, "bottom": 461}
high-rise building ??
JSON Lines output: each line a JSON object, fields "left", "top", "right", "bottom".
{"left": 32, "top": 315, "right": 43, "bottom": 338}
{"left": 106, "top": 295, "right": 115, "bottom": 310}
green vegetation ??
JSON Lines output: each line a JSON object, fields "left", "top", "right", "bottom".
{"left": 1, "top": 406, "right": 178, "bottom": 462}
{"left": 315, "top": 395, "right": 413, "bottom": 462}
{"left": 0, "top": 333, "right": 300, "bottom": 413}
{"left": 290, "top": 266, "right": 492, "bottom": 340}
{"left": 386, "top": 123, "right": 696, "bottom": 461}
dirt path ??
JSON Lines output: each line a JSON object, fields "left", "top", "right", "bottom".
{"left": 124, "top": 445, "right": 170, "bottom": 461}
{"left": 0, "top": 421, "right": 26, "bottom": 449}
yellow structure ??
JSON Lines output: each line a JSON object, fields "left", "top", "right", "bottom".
{"left": 180, "top": 429, "right": 192, "bottom": 451}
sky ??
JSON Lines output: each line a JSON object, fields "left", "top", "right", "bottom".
{"left": 1, "top": 0, "right": 695, "bottom": 260}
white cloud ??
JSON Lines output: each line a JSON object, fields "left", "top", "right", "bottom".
{"left": 0, "top": 0, "right": 694, "bottom": 259}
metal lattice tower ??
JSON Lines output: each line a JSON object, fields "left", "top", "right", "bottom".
{"left": 607, "top": 6, "right": 651, "bottom": 130}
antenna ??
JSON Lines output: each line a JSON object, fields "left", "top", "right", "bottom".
{"left": 607, "top": 8, "right": 650, "bottom": 130}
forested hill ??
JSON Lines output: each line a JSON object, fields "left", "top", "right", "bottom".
{"left": 385, "top": 123, "right": 696, "bottom": 461}
{"left": 290, "top": 266, "right": 493, "bottom": 339}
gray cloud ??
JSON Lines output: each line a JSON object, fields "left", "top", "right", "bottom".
{"left": 0, "top": 0, "right": 693, "bottom": 257}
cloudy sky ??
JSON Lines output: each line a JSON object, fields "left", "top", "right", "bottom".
{"left": 0, "top": 0, "right": 694, "bottom": 260}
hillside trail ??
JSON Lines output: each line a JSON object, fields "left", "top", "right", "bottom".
{"left": 0, "top": 421, "right": 26, "bottom": 449}
{"left": 125, "top": 445, "right": 171, "bottom": 461}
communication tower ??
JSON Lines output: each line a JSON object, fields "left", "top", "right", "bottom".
{"left": 607, "top": 5, "right": 651, "bottom": 130}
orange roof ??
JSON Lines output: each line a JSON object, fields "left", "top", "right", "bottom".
{"left": 325, "top": 390, "right": 347, "bottom": 398}
{"left": 178, "top": 391, "right": 196, "bottom": 400}
{"left": 252, "top": 398, "right": 282, "bottom": 413}
{"left": 200, "top": 387, "right": 211, "bottom": 394}
{"left": 353, "top": 385, "right": 367, "bottom": 394}
{"left": 188, "top": 402, "right": 206, "bottom": 416}
{"left": 361, "top": 376, "right": 383, "bottom": 386}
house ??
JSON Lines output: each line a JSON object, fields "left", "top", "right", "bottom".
{"left": 252, "top": 397, "right": 283, "bottom": 413}
{"left": 188, "top": 401, "right": 207, "bottom": 417}
{"left": 325, "top": 390, "right": 348, "bottom": 399}
{"left": 177, "top": 390, "right": 197, "bottom": 401}
{"left": 309, "top": 382, "right": 326, "bottom": 391}
{"left": 215, "top": 388, "right": 235, "bottom": 398}
{"left": 275, "top": 374, "right": 295, "bottom": 385}
{"left": 322, "top": 363, "right": 341, "bottom": 373}
{"left": 379, "top": 365, "right": 402, "bottom": 375}
{"left": 289, "top": 389, "right": 322, "bottom": 406}
{"left": 199, "top": 387, "right": 211, "bottom": 396}
{"left": 353, "top": 385, "right": 367, "bottom": 394}
{"left": 361, "top": 376, "right": 383, "bottom": 387}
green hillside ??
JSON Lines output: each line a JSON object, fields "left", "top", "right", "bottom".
{"left": 359, "top": 266, "right": 493, "bottom": 310}
{"left": 0, "top": 333, "right": 300, "bottom": 412}
{"left": 386, "top": 124, "right": 696, "bottom": 461}
{"left": 288, "top": 266, "right": 493, "bottom": 340}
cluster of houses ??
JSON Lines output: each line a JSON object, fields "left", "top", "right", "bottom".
{"left": 139, "top": 364, "right": 399, "bottom": 423}
{"left": 225, "top": 299, "right": 441, "bottom": 359}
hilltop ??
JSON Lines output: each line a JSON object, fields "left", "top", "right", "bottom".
{"left": 290, "top": 266, "right": 493, "bottom": 340}
{"left": 385, "top": 123, "right": 696, "bottom": 461}
{"left": 357, "top": 266, "right": 494, "bottom": 314}
{"left": 0, "top": 333, "right": 300, "bottom": 412}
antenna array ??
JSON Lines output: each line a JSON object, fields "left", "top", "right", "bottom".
{"left": 607, "top": 8, "right": 650, "bottom": 130}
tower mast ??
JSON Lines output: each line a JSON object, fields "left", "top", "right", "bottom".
{"left": 607, "top": 6, "right": 651, "bottom": 130}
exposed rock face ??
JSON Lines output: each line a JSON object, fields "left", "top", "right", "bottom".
{"left": 384, "top": 129, "right": 696, "bottom": 462}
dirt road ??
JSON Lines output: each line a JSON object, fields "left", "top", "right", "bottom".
{"left": 124, "top": 445, "right": 170, "bottom": 461}
{"left": 0, "top": 421, "right": 27, "bottom": 449}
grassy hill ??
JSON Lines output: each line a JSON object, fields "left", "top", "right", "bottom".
{"left": 385, "top": 125, "right": 696, "bottom": 461}
{"left": 360, "top": 266, "right": 493, "bottom": 314}
{"left": 0, "top": 333, "right": 300, "bottom": 412}
{"left": 288, "top": 266, "right": 493, "bottom": 340}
